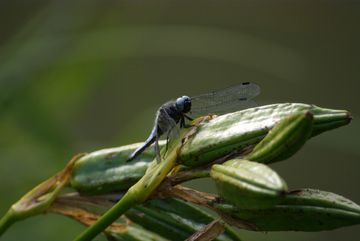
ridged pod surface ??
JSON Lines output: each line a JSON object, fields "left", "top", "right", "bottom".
{"left": 211, "top": 159, "right": 287, "bottom": 209}
{"left": 214, "top": 189, "right": 360, "bottom": 231}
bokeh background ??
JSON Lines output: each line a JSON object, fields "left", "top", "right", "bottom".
{"left": 0, "top": 1, "right": 359, "bottom": 240}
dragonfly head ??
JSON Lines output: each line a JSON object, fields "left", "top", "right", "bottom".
{"left": 176, "top": 95, "right": 191, "bottom": 113}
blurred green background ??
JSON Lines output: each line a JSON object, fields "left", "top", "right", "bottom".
{"left": 0, "top": 1, "right": 359, "bottom": 240}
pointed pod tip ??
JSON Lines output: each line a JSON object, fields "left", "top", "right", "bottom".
{"left": 346, "top": 111, "right": 353, "bottom": 123}
{"left": 304, "top": 111, "right": 314, "bottom": 120}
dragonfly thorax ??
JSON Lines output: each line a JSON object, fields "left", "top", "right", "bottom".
{"left": 175, "top": 96, "right": 191, "bottom": 113}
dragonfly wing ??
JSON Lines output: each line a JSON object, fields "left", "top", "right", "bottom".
{"left": 156, "top": 107, "right": 180, "bottom": 140}
{"left": 155, "top": 107, "right": 181, "bottom": 160}
{"left": 190, "top": 82, "right": 260, "bottom": 116}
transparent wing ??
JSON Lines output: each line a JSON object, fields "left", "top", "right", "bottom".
{"left": 190, "top": 82, "right": 260, "bottom": 116}
{"left": 156, "top": 107, "right": 179, "bottom": 138}
{"left": 155, "top": 107, "right": 180, "bottom": 160}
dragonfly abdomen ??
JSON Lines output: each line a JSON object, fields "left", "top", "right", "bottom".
{"left": 126, "top": 125, "right": 158, "bottom": 162}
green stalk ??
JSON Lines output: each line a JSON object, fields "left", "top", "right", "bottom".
{"left": 0, "top": 154, "right": 84, "bottom": 237}
{"left": 0, "top": 210, "right": 16, "bottom": 236}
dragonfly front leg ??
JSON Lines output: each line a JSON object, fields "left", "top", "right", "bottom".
{"left": 182, "top": 114, "right": 193, "bottom": 128}
{"left": 180, "top": 116, "right": 185, "bottom": 128}
{"left": 184, "top": 114, "right": 193, "bottom": 121}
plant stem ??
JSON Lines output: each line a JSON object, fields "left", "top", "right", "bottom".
{"left": 72, "top": 190, "right": 136, "bottom": 241}
{"left": 0, "top": 209, "right": 16, "bottom": 236}
{"left": 72, "top": 127, "right": 188, "bottom": 241}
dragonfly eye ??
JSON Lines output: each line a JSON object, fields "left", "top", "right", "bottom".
{"left": 176, "top": 96, "right": 191, "bottom": 113}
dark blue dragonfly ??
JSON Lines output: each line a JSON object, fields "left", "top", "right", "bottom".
{"left": 127, "top": 82, "right": 260, "bottom": 162}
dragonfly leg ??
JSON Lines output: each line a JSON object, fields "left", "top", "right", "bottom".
{"left": 184, "top": 114, "right": 193, "bottom": 121}
{"left": 154, "top": 135, "right": 161, "bottom": 163}
{"left": 180, "top": 116, "right": 185, "bottom": 128}
{"left": 183, "top": 114, "right": 194, "bottom": 127}
{"left": 164, "top": 131, "right": 170, "bottom": 156}
{"left": 164, "top": 120, "right": 182, "bottom": 158}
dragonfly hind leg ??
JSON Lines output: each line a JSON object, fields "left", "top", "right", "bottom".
{"left": 154, "top": 136, "right": 161, "bottom": 163}
{"left": 164, "top": 133, "right": 170, "bottom": 157}
{"left": 164, "top": 126, "right": 178, "bottom": 158}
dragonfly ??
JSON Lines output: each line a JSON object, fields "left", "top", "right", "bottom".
{"left": 126, "top": 82, "right": 261, "bottom": 162}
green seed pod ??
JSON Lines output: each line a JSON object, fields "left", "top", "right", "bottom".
{"left": 70, "top": 142, "right": 163, "bottom": 194}
{"left": 180, "top": 103, "right": 350, "bottom": 167}
{"left": 214, "top": 189, "right": 360, "bottom": 231}
{"left": 244, "top": 111, "right": 314, "bottom": 163}
{"left": 69, "top": 104, "right": 351, "bottom": 194}
{"left": 210, "top": 159, "right": 287, "bottom": 209}
{"left": 125, "top": 198, "right": 242, "bottom": 241}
